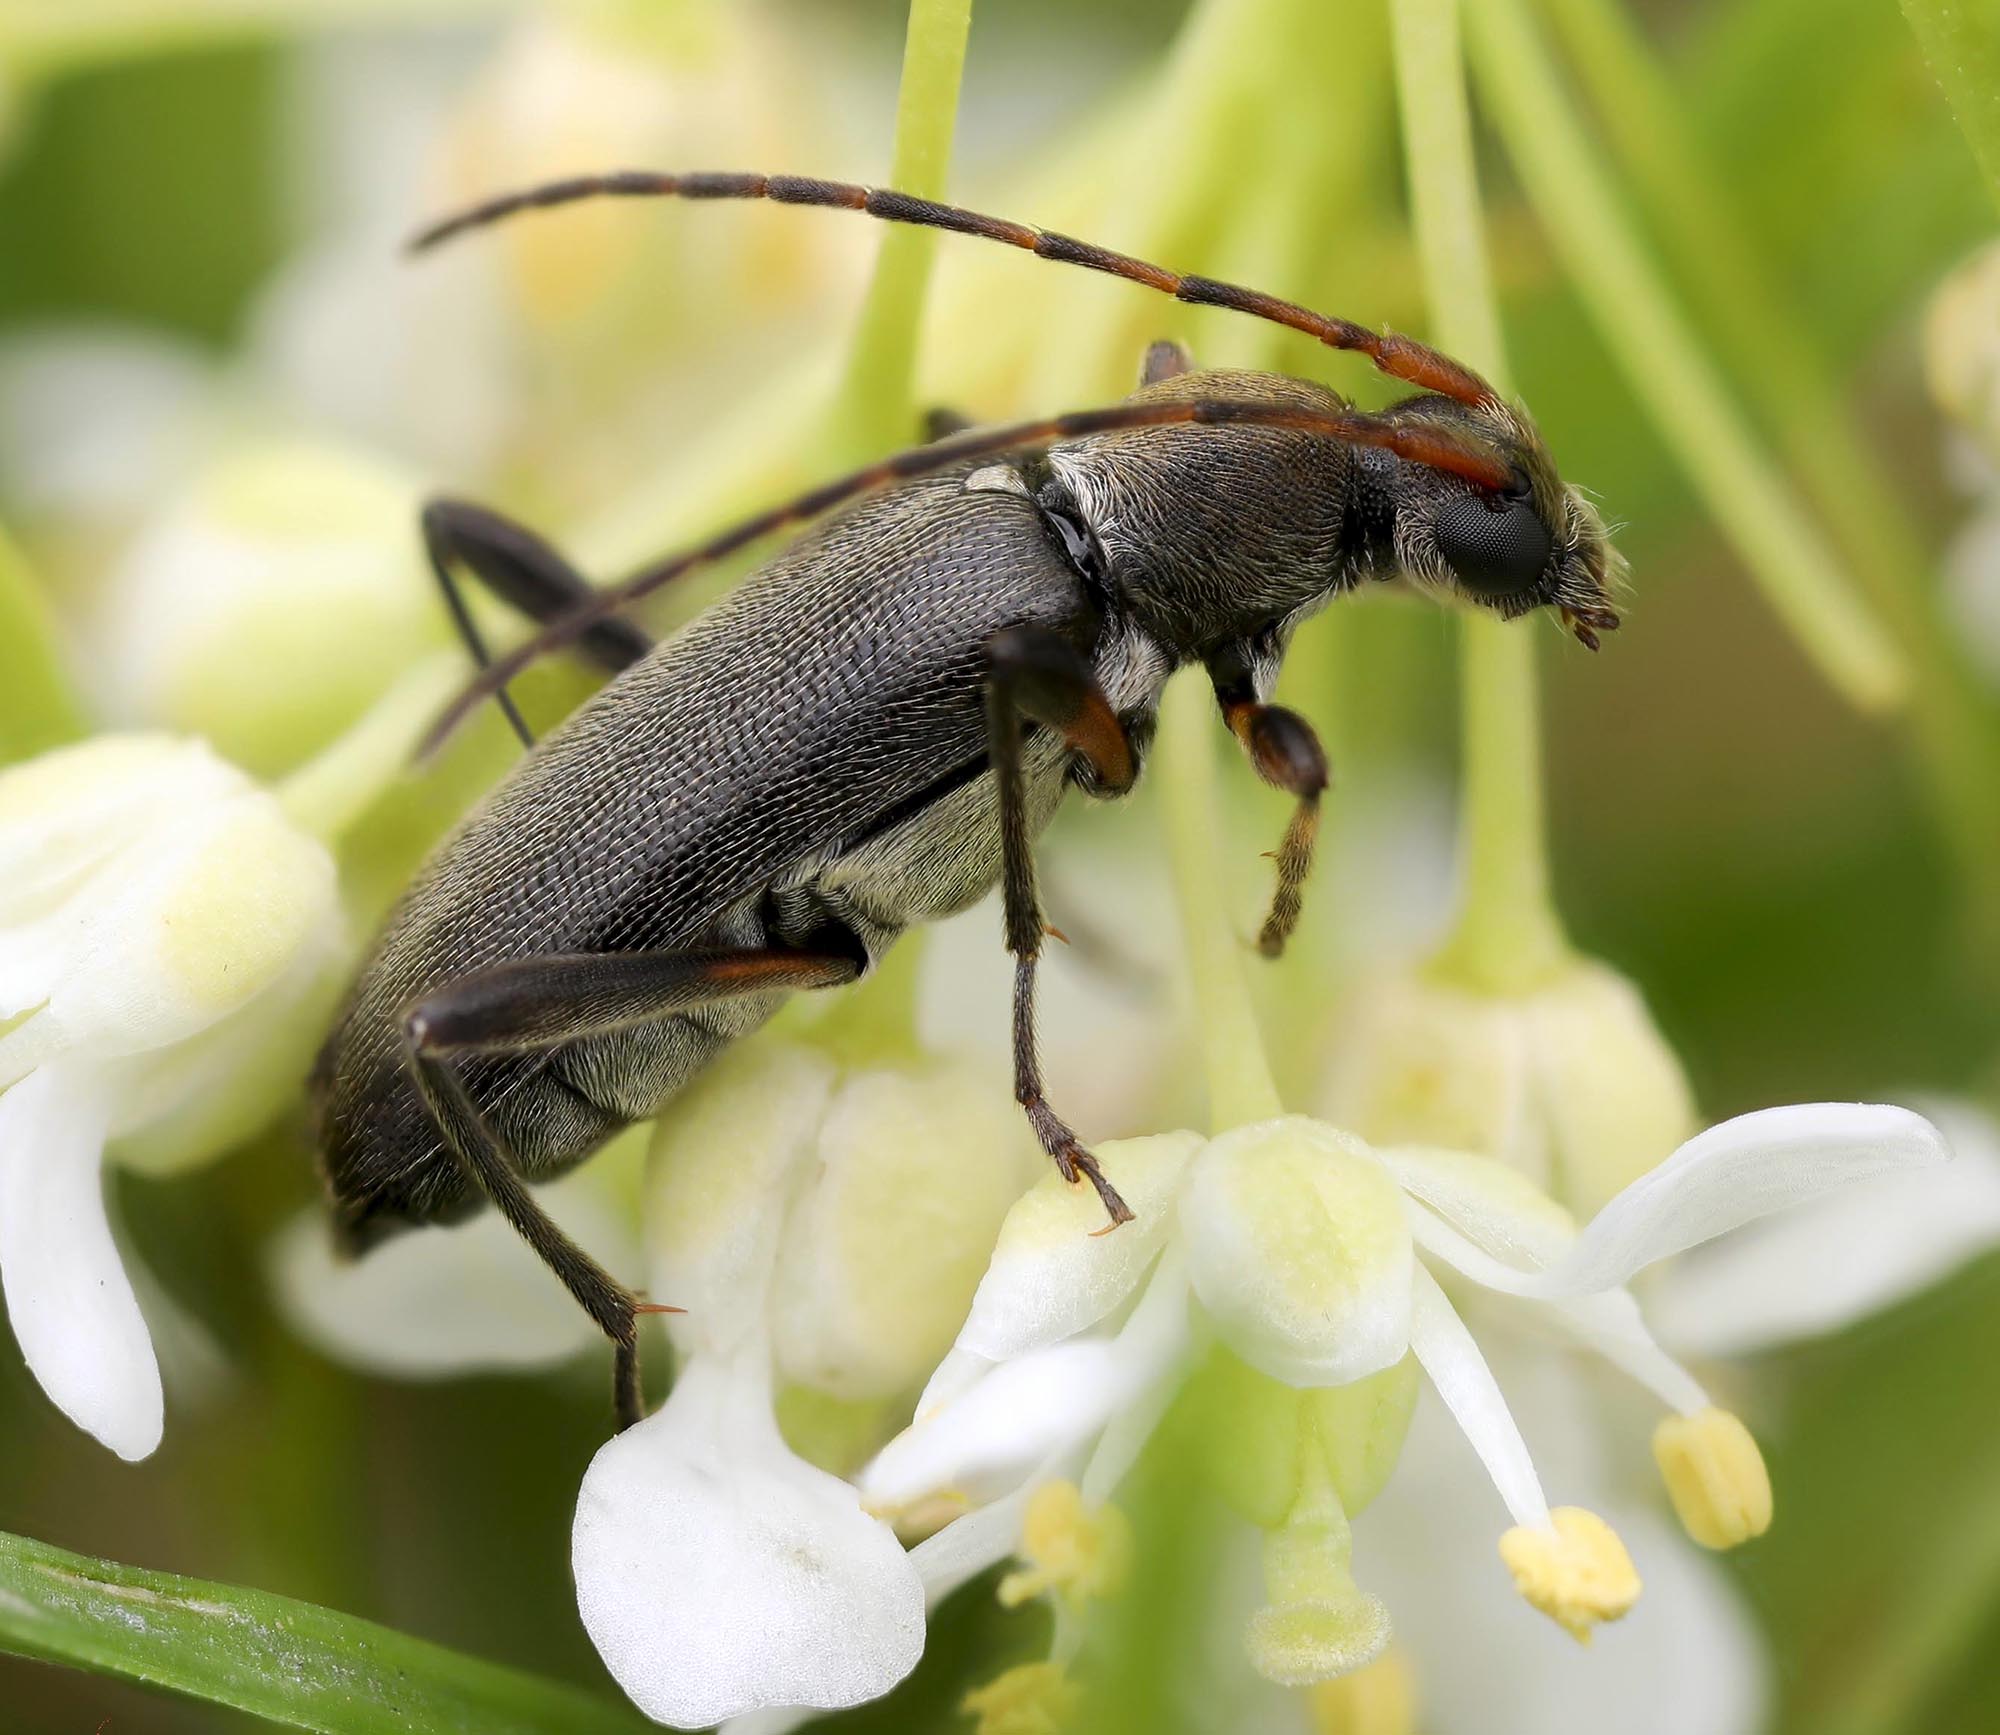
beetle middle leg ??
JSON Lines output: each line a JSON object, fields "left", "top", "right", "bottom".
{"left": 403, "top": 946, "right": 862, "bottom": 1425}
{"left": 1206, "top": 652, "right": 1330, "bottom": 959}
{"left": 984, "top": 625, "right": 1138, "bottom": 1227}
{"left": 421, "top": 497, "right": 655, "bottom": 747}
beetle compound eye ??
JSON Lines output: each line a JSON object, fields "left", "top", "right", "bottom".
{"left": 1433, "top": 491, "right": 1553, "bottom": 598}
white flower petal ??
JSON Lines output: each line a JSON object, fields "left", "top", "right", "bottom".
{"left": 270, "top": 1164, "right": 640, "bottom": 1377}
{"left": 1403, "top": 1201, "right": 1709, "bottom": 1413}
{"left": 1378, "top": 1144, "right": 1577, "bottom": 1267}
{"left": 958, "top": 1130, "right": 1199, "bottom": 1361}
{"left": 907, "top": 1482, "right": 1038, "bottom": 1609}
{"left": 1650, "top": 1099, "right": 2000, "bottom": 1356}
{"left": 574, "top": 1352, "right": 923, "bottom": 1728}
{"left": 1539, "top": 1288, "right": 1709, "bottom": 1416}
{"left": 645, "top": 1043, "right": 834, "bottom": 1358}
{"left": 860, "top": 1339, "right": 1128, "bottom": 1513}
{"left": 0, "top": 1065, "right": 162, "bottom": 1460}
{"left": 1179, "top": 1118, "right": 1413, "bottom": 1387}
{"left": 1423, "top": 1104, "right": 1949, "bottom": 1302}
{"left": 1406, "top": 1264, "right": 1548, "bottom": 1531}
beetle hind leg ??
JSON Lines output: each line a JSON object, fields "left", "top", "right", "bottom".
{"left": 403, "top": 944, "right": 861, "bottom": 1428}
{"left": 984, "top": 625, "right": 1141, "bottom": 1228}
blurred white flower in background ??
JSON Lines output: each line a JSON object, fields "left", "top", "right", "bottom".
{"left": 273, "top": 1149, "right": 643, "bottom": 1378}
{"left": 254, "top": 5, "right": 871, "bottom": 511}
{"left": 0, "top": 735, "right": 343, "bottom": 1459}
{"left": 569, "top": 1038, "right": 1040, "bottom": 1729}
{"left": 1927, "top": 236, "right": 2000, "bottom": 685}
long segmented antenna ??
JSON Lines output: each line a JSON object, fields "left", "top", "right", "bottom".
{"left": 409, "top": 171, "right": 1501, "bottom": 409}
{"left": 415, "top": 396, "right": 1513, "bottom": 758}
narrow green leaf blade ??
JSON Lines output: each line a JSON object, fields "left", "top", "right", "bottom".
{"left": 0, "top": 1528, "right": 652, "bottom": 1735}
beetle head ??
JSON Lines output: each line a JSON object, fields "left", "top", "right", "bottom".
{"left": 1377, "top": 393, "right": 1624, "bottom": 649}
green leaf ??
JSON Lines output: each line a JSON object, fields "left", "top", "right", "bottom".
{"left": 0, "top": 1527, "right": 652, "bottom": 1735}
{"left": 1899, "top": 0, "right": 2000, "bottom": 215}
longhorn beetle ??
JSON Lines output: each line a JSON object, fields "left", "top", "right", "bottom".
{"left": 311, "top": 171, "right": 1625, "bottom": 1429}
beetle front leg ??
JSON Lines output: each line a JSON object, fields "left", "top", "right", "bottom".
{"left": 1207, "top": 652, "right": 1330, "bottom": 959}
{"left": 404, "top": 945, "right": 861, "bottom": 1427}
{"left": 984, "top": 625, "right": 1138, "bottom": 1228}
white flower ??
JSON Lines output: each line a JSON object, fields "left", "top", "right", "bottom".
{"left": 570, "top": 1039, "right": 1040, "bottom": 1728}
{"left": 0, "top": 734, "right": 343, "bottom": 1459}
{"left": 864, "top": 1103, "right": 1948, "bottom": 1668}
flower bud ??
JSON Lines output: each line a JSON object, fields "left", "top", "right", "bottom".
{"left": 1318, "top": 958, "right": 1696, "bottom": 1218}
{"left": 97, "top": 441, "right": 438, "bottom": 777}
{"left": 646, "top": 1039, "right": 1041, "bottom": 1402}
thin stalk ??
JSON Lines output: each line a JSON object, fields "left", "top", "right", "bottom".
{"left": 1537, "top": 0, "right": 2000, "bottom": 948}
{"left": 1464, "top": 0, "right": 1908, "bottom": 717}
{"left": 1900, "top": 0, "right": 2000, "bottom": 214}
{"left": 824, "top": 0, "right": 974, "bottom": 459}
{"left": 277, "top": 654, "right": 463, "bottom": 844}
{"left": 1159, "top": 673, "right": 1283, "bottom": 1129}
{"left": 1391, "top": 0, "right": 1570, "bottom": 993}
{"left": 1433, "top": 616, "right": 1570, "bottom": 990}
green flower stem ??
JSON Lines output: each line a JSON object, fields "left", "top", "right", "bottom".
{"left": 1538, "top": 0, "right": 2000, "bottom": 950}
{"left": 1159, "top": 672, "right": 1283, "bottom": 1130}
{"left": 277, "top": 654, "right": 464, "bottom": 844}
{"left": 1900, "top": 0, "right": 2000, "bottom": 214}
{"left": 1433, "top": 617, "right": 1571, "bottom": 990}
{"left": 1391, "top": 0, "right": 1570, "bottom": 994}
{"left": 1390, "top": 0, "right": 1505, "bottom": 376}
{"left": 0, "top": 524, "right": 86, "bottom": 764}
{"left": 1464, "top": 0, "right": 1907, "bottom": 717}
{"left": 824, "top": 0, "right": 974, "bottom": 461}
{"left": 0, "top": 1527, "right": 651, "bottom": 1735}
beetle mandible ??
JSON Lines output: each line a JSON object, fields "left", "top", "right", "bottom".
{"left": 310, "top": 171, "right": 1626, "bottom": 1429}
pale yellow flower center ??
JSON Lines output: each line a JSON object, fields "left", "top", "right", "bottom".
{"left": 1652, "top": 1407, "right": 1773, "bottom": 1550}
{"left": 996, "top": 1480, "right": 1132, "bottom": 1610}
{"left": 1498, "top": 1506, "right": 1641, "bottom": 1642}
{"left": 962, "top": 1661, "right": 1080, "bottom": 1735}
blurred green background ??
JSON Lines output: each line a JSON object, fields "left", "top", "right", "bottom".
{"left": 2, "top": 0, "right": 1998, "bottom": 1731}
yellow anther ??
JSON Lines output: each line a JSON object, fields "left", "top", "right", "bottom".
{"left": 1498, "top": 1506, "right": 1641, "bottom": 1642}
{"left": 1653, "top": 1407, "right": 1773, "bottom": 1550}
{"left": 1308, "top": 1647, "right": 1418, "bottom": 1735}
{"left": 962, "top": 1661, "right": 1080, "bottom": 1735}
{"left": 996, "top": 1481, "right": 1132, "bottom": 1609}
